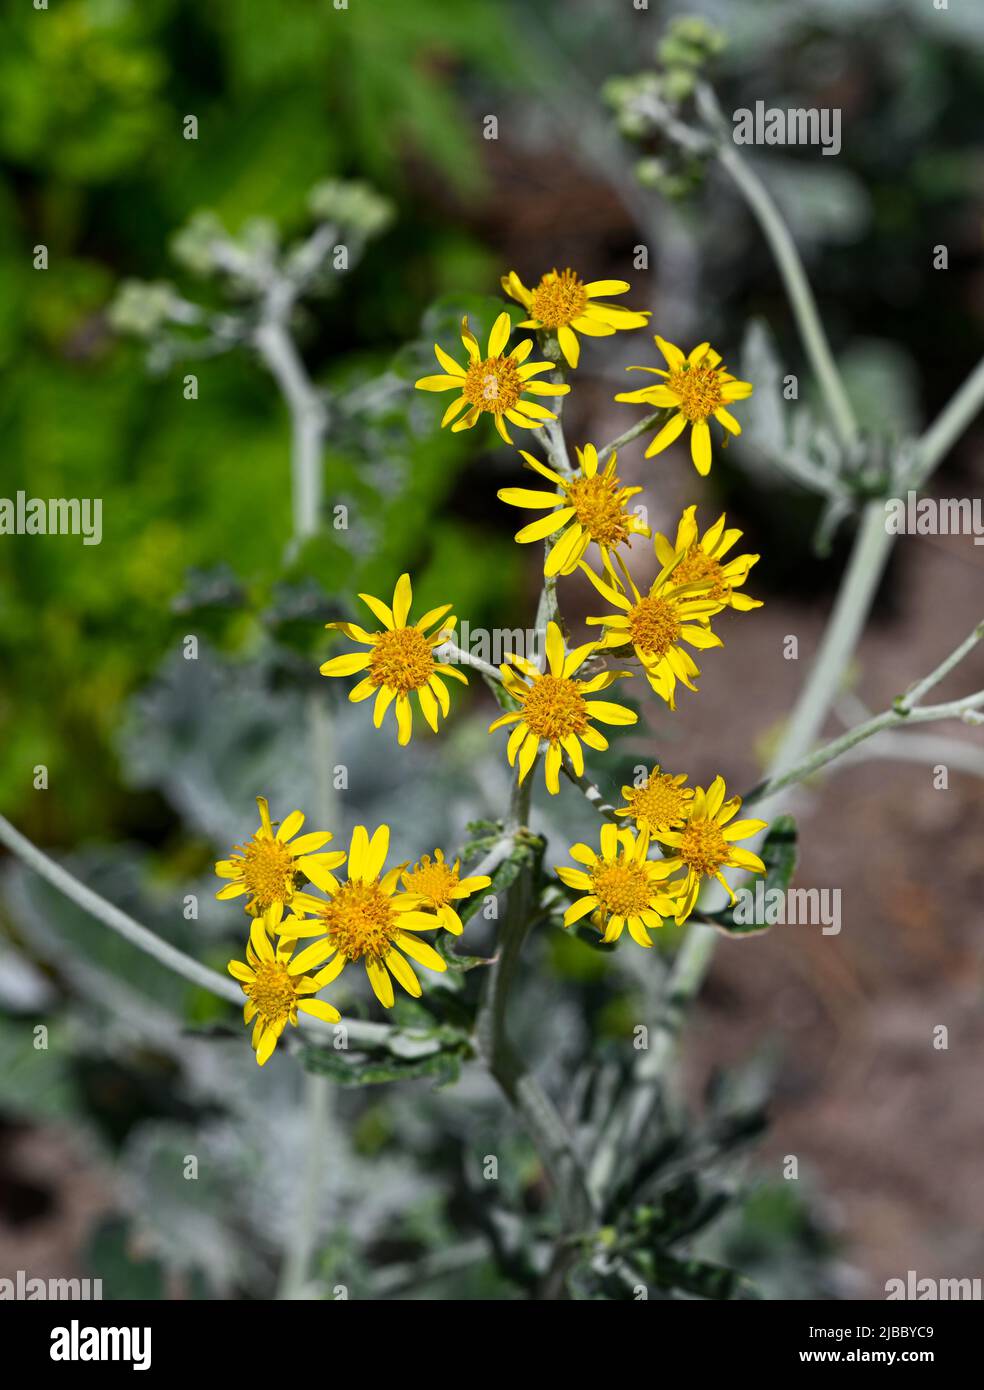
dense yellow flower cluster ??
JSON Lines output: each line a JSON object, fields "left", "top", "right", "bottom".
{"left": 217, "top": 800, "right": 490, "bottom": 1063}
{"left": 219, "top": 268, "right": 769, "bottom": 1061}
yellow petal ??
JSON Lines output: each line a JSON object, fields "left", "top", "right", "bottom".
{"left": 366, "top": 957, "right": 395, "bottom": 1007}
{"left": 392, "top": 572, "right": 412, "bottom": 627}
{"left": 488, "top": 311, "right": 512, "bottom": 358}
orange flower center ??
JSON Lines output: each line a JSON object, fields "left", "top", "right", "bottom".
{"left": 590, "top": 859, "right": 653, "bottom": 918}
{"left": 521, "top": 673, "right": 588, "bottom": 742}
{"left": 241, "top": 836, "right": 296, "bottom": 908}
{"left": 530, "top": 268, "right": 588, "bottom": 327}
{"left": 247, "top": 960, "right": 296, "bottom": 1023}
{"left": 320, "top": 880, "right": 397, "bottom": 963}
{"left": 369, "top": 626, "right": 435, "bottom": 694}
{"left": 628, "top": 594, "right": 682, "bottom": 659}
{"left": 403, "top": 855, "right": 458, "bottom": 906}
{"left": 463, "top": 355, "right": 523, "bottom": 414}
{"left": 678, "top": 818, "right": 729, "bottom": 878}
{"left": 626, "top": 774, "right": 691, "bottom": 830}
{"left": 673, "top": 548, "right": 726, "bottom": 601}
{"left": 667, "top": 363, "right": 724, "bottom": 422}
{"left": 566, "top": 473, "right": 631, "bottom": 547}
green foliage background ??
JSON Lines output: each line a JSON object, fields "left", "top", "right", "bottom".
{"left": 0, "top": 0, "right": 524, "bottom": 837}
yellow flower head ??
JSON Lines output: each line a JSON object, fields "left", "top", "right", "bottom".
{"left": 401, "top": 848, "right": 492, "bottom": 935}
{"left": 555, "top": 822, "right": 682, "bottom": 948}
{"left": 654, "top": 505, "right": 762, "bottom": 612}
{"left": 615, "top": 335, "right": 753, "bottom": 475}
{"left": 414, "top": 311, "right": 569, "bottom": 445}
{"left": 498, "top": 443, "right": 650, "bottom": 581}
{"left": 582, "top": 557, "right": 724, "bottom": 710}
{"left": 227, "top": 909, "right": 342, "bottom": 1066}
{"left": 319, "top": 573, "right": 467, "bottom": 746}
{"left": 616, "top": 765, "right": 693, "bottom": 834}
{"left": 502, "top": 269, "right": 650, "bottom": 369}
{"left": 215, "top": 796, "right": 346, "bottom": 917}
{"left": 278, "top": 824, "right": 450, "bottom": 1009}
{"left": 652, "top": 776, "right": 768, "bottom": 923}
{"left": 489, "top": 621, "right": 637, "bottom": 795}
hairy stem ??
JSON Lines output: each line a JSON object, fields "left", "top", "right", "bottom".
{"left": 597, "top": 409, "right": 665, "bottom": 465}
{"left": 0, "top": 810, "right": 390, "bottom": 1047}
{"left": 713, "top": 138, "right": 858, "bottom": 451}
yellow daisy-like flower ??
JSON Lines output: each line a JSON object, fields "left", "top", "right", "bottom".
{"left": 615, "top": 335, "right": 753, "bottom": 475}
{"left": 616, "top": 765, "right": 693, "bottom": 834}
{"left": 497, "top": 443, "right": 650, "bottom": 581}
{"left": 319, "top": 573, "right": 467, "bottom": 746}
{"left": 214, "top": 796, "right": 346, "bottom": 918}
{"left": 279, "top": 824, "right": 449, "bottom": 1009}
{"left": 555, "top": 822, "right": 682, "bottom": 948}
{"left": 400, "top": 849, "right": 492, "bottom": 935}
{"left": 502, "top": 269, "right": 650, "bottom": 369}
{"left": 582, "top": 558, "right": 724, "bottom": 710}
{"left": 653, "top": 505, "right": 762, "bottom": 612}
{"left": 414, "top": 311, "right": 569, "bottom": 445}
{"left": 652, "top": 776, "right": 768, "bottom": 923}
{"left": 227, "top": 909, "right": 342, "bottom": 1066}
{"left": 489, "top": 620, "right": 637, "bottom": 795}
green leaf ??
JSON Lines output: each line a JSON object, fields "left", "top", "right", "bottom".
{"left": 455, "top": 831, "right": 542, "bottom": 930}
{"left": 644, "top": 1250, "right": 739, "bottom": 1301}
{"left": 432, "top": 932, "right": 494, "bottom": 974}
{"left": 300, "top": 1043, "right": 465, "bottom": 1090}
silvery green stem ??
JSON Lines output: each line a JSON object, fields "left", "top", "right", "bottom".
{"left": 592, "top": 200, "right": 984, "bottom": 1200}
{"left": 253, "top": 288, "right": 327, "bottom": 552}
{"left": 0, "top": 809, "right": 391, "bottom": 1045}
{"left": 263, "top": 282, "right": 335, "bottom": 1302}
{"left": 434, "top": 639, "right": 503, "bottom": 685}
{"left": 692, "top": 78, "right": 859, "bottom": 452}
{"left": 276, "top": 1062, "right": 330, "bottom": 1299}
{"left": 476, "top": 398, "right": 596, "bottom": 1237}
{"left": 745, "top": 683, "right": 984, "bottom": 808}
{"left": 597, "top": 409, "right": 665, "bottom": 464}
{"left": 476, "top": 766, "right": 594, "bottom": 1230}
{"left": 900, "top": 620, "right": 984, "bottom": 709}
{"left": 911, "top": 355, "right": 984, "bottom": 485}
{"left": 716, "top": 143, "right": 858, "bottom": 450}
{"left": 0, "top": 810, "right": 245, "bottom": 1003}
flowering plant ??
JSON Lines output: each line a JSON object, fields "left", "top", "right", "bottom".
{"left": 3, "top": 16, "right": 983, "bottom": 1305}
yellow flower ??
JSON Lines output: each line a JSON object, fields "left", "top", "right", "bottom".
{"left": 279, "top": 824, "right": 450, "bottom": 1009}
{"left": 227, "top": 909, "right": 342, "bottom": 1066}
{"left": 401, "top": 849, "right": 492, "bottom": 935}
{"left": 215, "top": 796, "right": 346, "bottom": 917}
{"left": 502, "top": 269, "right": 650, "bottom": 369}
{"left": 555, "top": 822, "right": 682, "bottom": 947}
{"left": 616, "top": 765, "right": 693, "bottom": 834}
{"left": 489, "top": 620, "right": 637, "bottom": 795}
{"left": 414, "top": 311, "right": 569, "bottom": 445}
{"left": 654, "top": 505, "right": 761, "bottom": 612}
{"left": 651, "top": 777, "right": 768, "bottom": 923}
{"left": 497, "top": 443, "right": 650, "bottom": 581}
{"left": 615, "top": 335, "right": 753, "bottom": 475}
{"left": 582, "top": 558, "right": 724, "bottom": 709}
{"left": 319, "top": 573, "right": 467, "bottom": 745}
